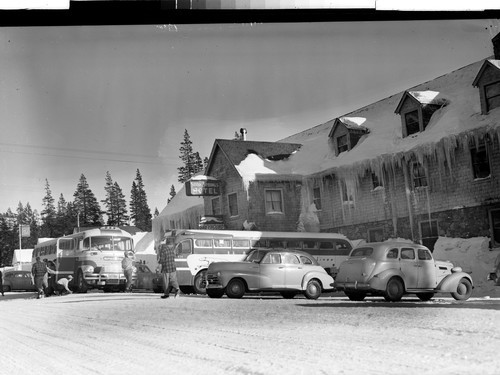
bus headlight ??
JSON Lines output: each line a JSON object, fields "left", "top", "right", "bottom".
{"left": 81, "top": 265, "right": 94, "bottom": 273}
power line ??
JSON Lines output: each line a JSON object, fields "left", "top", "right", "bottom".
{"left": 0, "top": 142, "right": 178, "bottom": 166}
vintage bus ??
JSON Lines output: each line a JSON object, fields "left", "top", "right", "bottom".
{"left": 32, "top": 227, "right": 135, "bottom": 293}
{"left": 154, "top": 229, "right": 353, "bottom": 294}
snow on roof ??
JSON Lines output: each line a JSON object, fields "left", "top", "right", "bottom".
{"left": 279, "top": 58, "right": 500, "bottom": 182}
{"left": 407, "top": 90, "right": 441, "bottom": 104}
{"left": 338, "top": 116, "right": 367, "bottom": 129}
{"left": 157, "top": 184, "right": 204, "bottom": 217}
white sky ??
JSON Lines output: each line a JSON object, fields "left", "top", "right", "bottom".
{"left": 0, "top": 19, "right": 499, "bottom": 216}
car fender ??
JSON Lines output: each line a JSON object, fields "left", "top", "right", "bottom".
{"left": 301, "top": 271, "right": 334, "bottom": 290}
{"left": 436, "top": 272, "right": 473, "bottom": 292}
{"left": 369, "top": 268, "right": 405, "bottom": 291}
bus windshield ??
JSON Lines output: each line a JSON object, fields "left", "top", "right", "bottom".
{"left": 87, "top": 236, "right": 133, "bottom": 251}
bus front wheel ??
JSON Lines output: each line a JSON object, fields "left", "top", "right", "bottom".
{"left": 76, "top": 270, "right": 88, "bottom": 293}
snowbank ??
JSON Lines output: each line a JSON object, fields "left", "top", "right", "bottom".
{"left": 433, "top": 236, "right": 500, "bottom": 298}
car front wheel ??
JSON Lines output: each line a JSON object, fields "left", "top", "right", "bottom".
{"left": 384, "top": 277, "right": 404, "bottom": 302}
{"left": 304, "top": 279, "right": 322, "bottom": 300}
{"left": 226, "top": 279, "right": 245, "bottom": 299}
{"left": 451, "top": 278, "right": 473, "bottom": 301}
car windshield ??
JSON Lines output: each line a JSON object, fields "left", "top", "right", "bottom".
{"left": 245, "top": 249, "right": 268, "bottom": 263}
{"left": 350, "top": 247, "right": 374, "bottom": 257}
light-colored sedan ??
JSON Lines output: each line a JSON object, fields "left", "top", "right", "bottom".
{"left": 334, "top": 242, "right": 474, "bottom": 302}
{"left": 205, "top": 248, "right": 334, "bottom": 299}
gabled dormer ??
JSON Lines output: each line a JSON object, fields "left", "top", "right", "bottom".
{"left": 472, "top": 60, "right": 500, "bottom": 115}
{"left": 472, "top": 32, "right": 500, "bottom": 115}
{"left": 328, "top": 117, "right": 369, "bottom": 156}
{"left": 395, "top": 91, "right": 446, "bottom": 138}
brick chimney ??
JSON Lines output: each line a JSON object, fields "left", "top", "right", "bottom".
{"left": 493, "top": 32, "right": 500, "bottom": 60}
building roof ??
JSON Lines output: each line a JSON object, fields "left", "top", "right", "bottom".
{"left": 206, "top": 139, "right": 302, "bottom": 178}
{"left": 278, "top": 58, "right": 500, "bottom": 182}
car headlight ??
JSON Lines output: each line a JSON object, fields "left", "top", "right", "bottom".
{"left": 81, "top": 265, "right": 95, "bottom": 273}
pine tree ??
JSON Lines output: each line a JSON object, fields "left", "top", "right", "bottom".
{"left": 194, "top": 152, "right": 204, "bottom": 174}
{"left": 154, "top": 208, "right": 159, "bottom": 217}
{"left": 55, "top": 194, "right": 75, "bottom": 236}
{"left": 73, "top": 174, "right": 103, "bottom": 228}
{"left": 0, "top": 214, "right": 15, "bottom": 266}
{"left": 167, "top": 184, "right": 176, "bottom": 204}
{"left": 102, "top": 171, "right": 116, "bottom": 225}
{"left": 130, "top": 169, "right": 151, "bottom": 231}
{"left": 203, "top": 157, "right": 209, "bottom": 170}
{"left": 113, "top": 181, "right": 129, "bottom": 226}
{"left": 178, "top": 129, "right": 197, "bottom": 183}
{"left": 40, "top": 179, "right": 57, "bottom": 237}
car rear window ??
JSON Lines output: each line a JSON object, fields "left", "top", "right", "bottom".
{"left": 350, "top": 247, "right": 373, "bottom": 257}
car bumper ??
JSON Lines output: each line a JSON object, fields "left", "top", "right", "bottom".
{"left": 206, "top": 283, "right": 224, "bottom": 290}
{"left": 333, "top": 281, "right": 372, "bottom": 291}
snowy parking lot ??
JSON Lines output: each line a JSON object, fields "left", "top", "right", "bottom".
{"left": 1, "top": 291, "right": 499, "bottom": 375}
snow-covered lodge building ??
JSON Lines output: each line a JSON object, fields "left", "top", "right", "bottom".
{"left": 157, "top": 34, "right": 500, "bottom": 252}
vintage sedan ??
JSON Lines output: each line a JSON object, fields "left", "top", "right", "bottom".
{"left": 205, "top": 248, "right": 334, "bottom": 299}
{"left": 2, "top": 270, "right": 37, "bottom": 292}
{"left": 334, "top": 242, "right": 473, "bottom": 302}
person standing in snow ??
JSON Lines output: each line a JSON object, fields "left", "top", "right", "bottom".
{"left": 32, "top": 257, "right": 48, "bottom": 299}
{"left": 121, "top": 251, "right": 135, "bottom": 292}
{"left": 157, "top": 237, "right": 180, "bottom": 299}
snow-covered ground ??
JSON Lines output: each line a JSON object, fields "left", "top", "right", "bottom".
{"left": 1, "top": 291, "right": 499, "bottom": 375}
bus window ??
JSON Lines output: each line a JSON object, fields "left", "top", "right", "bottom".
{"left": 253, "top": 239, "right": 268, "bottom": 247}
{"left": 177, "top": 240, "right": 193, "bottom": 257}
{"left": 269, "top": 240, "right": 285, "bottom": 248}
{"left": 82, "top": 238, "right": 90, "bottom": 250}
{"left": 334, "top": 240, "right": 352, "bottom": 255}
{"left": 303, "top": 240, "right": 317, "bottom": 250}
{"left": 213, "top": 239, "right": 231, "bottom": 248}
{"left": 286, "top": 240, "right": 302, "bottom": 249}
{"left": 319, "top": 241, "right": 334, "bottom": 249}
{"left": 232, "top": 239, "right": 250, "bottom": 248}
{"left": 194, "top": 239, "right": 212, "bottom": 248}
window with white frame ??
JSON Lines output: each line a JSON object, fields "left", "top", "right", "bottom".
{"left": 227, "top": 192, "right": 238, "bottom": 217}
{"left": 411, "top": 162, "right": 428, "bottom": 188}
{"left": 470, "top": 140, "right": 491, "bottom": 179}
{"left": 265, "top": 189, "right": 284, "bottom": 214}
{"left": 211, "top": 197, "right": 221, "bottom": 215}
{"left": 313, "top": 186, "right": 322, "bottom": 210}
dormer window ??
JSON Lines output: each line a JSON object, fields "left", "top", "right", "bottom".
{"left": 337, "top": 134, "right": 348, "bottom": 154}
{"left": 472, "top": 60, "right": 500, "bottom": 115}
{"left": 329, "top": 117, "right": 369, "bottom": 156}
{"left": 485, "top": 80, "right": 500, "bottom": 113}
{"left": 395, "top": 91, "right": 446, "bottom": 138}
{"left": 405, "top": 110, "right": 420, "bottom": 136}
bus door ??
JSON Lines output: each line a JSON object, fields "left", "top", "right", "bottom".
{"left": 175, "top": 239, "right": 194, "bottom": 285}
